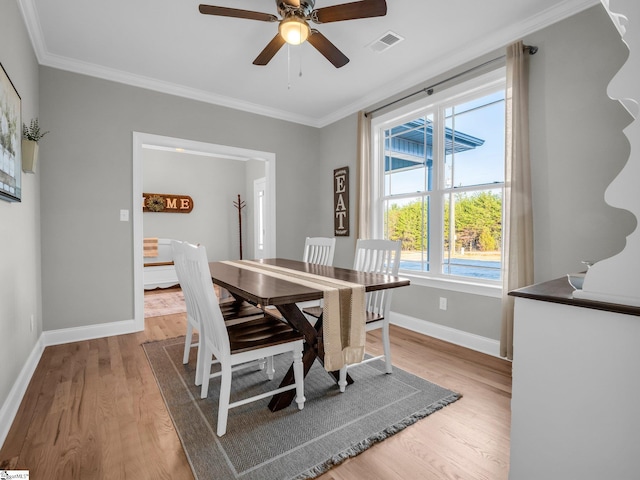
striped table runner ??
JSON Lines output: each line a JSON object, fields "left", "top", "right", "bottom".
{"left": 221, "top": 260, "right": 365, "bottom": 371}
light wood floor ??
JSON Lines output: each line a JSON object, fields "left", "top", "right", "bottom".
{"left": 0, "top": 310, "right": 511, "bottom": 479}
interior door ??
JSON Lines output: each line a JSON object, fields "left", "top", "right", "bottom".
{"left": 253, "top": 177, "right": 266, "bottom": 259}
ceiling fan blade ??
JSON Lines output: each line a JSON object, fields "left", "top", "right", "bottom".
{"left": 253, "top": 34, "right": 287, "bottom": 65}
{"left": 312, "top": 0, "right": 386, "bottom": 24}
{"left": 307, "top": 30, "right": 349, "bottom": 68}
{"left": 199, "top": 4, "right": 278, "bottom": 22}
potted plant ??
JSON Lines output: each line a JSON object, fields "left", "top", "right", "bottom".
{"left": 22, "top": 118, "right": 49, "bottom": 174}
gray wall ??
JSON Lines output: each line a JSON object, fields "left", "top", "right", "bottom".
{"left": 318, "top": 114, "right": 359, "bottom": 268}
{"left": 0, "top": 1, "right": 41, "bottom": 410}
{"left": 526, "top": 5, "right": 634, "bottom": 282}
{"left": 0, "top": 0, "right": 634, "bottom": 416}
{"left": 143, "top": 149, "right": 263, "bottom": 261}
{"left": 39, "top": 68, "right": 321, "bottom": 331}
{"left": 319, "top": 4, "right": 633, "bottom": 341}
{"left": 37, "top": 3, "right": 633, "bottom": 339}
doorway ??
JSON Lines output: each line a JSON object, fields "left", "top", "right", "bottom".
{"left": 132, "top": 132, "right": 277, "bottom": 330}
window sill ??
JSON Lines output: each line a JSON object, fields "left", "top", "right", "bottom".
{"left": 400, "top": 272, "right": 503, "bottom": 298}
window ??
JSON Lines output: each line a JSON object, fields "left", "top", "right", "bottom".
{"left": 372, "top": 71, "right": 506, "bottom": 288}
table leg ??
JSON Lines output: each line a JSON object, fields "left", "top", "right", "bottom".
{"left": 268, "top": 303, "right": 353, "bottom": 412}
{"left": 268, "top": 304, "right": 317, "bottom": 411}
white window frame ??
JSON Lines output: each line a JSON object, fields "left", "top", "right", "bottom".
{"left": 370, "top": 69, "right": 506, "bottom": 298}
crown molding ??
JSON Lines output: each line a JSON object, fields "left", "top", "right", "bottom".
{"left": 17, "top": 0, "right": 46, "bottom": 63}
{"left": 39, "top": 52, "right": 323, "bottom": 127}
{"left": 316, "top": 0, "right": 601, "bottom": 127}
{"left": 19, "top": 0, "right": 600, "bottom": 129}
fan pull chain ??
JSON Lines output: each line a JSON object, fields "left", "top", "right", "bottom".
{"left": 287, "top": 44, "right": 291, "bottom": 90}
{"left": 286, "top": 43, "right": 303, "bottom": 89}
{"left": 299, "top": 43, "right": 303, "bottom": 78}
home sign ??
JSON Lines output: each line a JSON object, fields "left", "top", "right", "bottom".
{"left": 143, "top": 193, "right": 193, "bottom": 213}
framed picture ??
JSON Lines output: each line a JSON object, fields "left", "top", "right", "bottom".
{"left": 0, "top": 62, "right": 22, "bottom": 202}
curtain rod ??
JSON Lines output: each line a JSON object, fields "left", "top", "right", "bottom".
{"left": 364, "top": 44, "right": 538, "bottom": 118}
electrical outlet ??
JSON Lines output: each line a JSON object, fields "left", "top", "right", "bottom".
{"left": 120, "top": 209, "right": 129, "bottom": 222}
{"left": 439, "top": 297, "right": 448, "bottom": 310}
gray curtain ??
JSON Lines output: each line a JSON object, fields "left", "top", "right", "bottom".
{"left": 501, "top": 41, "right": 535, "bottom": 360}
{"left": 356, "top": 111, "right": 372, "bottom": 240}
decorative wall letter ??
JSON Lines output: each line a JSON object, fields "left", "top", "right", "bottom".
{"left": 334, "top": 167, "right": 349, "bottom": 236}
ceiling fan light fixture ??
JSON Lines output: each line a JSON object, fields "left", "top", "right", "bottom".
{"left": 279, "top": 16, "right": 310, "bottom": 45}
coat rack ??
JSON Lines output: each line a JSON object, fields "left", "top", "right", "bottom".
{"left": 233, "top": 194, "right": 246, "bottom": 259}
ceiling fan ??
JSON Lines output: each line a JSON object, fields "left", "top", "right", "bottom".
{"left": 198, "top": 0, "right": 387, "bottom": 68}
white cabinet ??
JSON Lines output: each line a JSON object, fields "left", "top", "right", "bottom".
{"left": 509, "top": 278, "right": 640, "bottom": 479}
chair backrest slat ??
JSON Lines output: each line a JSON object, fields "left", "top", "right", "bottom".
{"left": 172, "top": 241, "right": 231, "bottom": 357}
{"left": 171, "top": 240, "right": 198, "bottom": 325}
{"left": 353, "top": 239, "right": 401, "bottom": 317}
{"left": 303, "top": 237, "right": 336, "bottom": 266}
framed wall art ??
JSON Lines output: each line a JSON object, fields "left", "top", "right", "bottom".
{"left": 0, "top": 62, "right": 22, "bottom": 202}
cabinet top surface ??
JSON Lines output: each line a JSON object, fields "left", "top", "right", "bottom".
{"left": 509, "top": 276, "right": 640, "bottom": 317}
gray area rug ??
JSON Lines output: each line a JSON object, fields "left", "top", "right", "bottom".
{"left": 143, "top": 336, "right": 461, "bottom": 480}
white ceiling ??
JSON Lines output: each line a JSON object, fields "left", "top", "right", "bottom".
{"left": 20, "top": 0, "right": 598, "bottom": 127}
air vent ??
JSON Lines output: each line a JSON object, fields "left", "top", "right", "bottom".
{"left": 368, "top": 31, "right": 404, "bottom": 53}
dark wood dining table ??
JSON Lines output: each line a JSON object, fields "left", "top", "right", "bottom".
{"left": 209, "top": 258, "right": 410, "bottom": 411}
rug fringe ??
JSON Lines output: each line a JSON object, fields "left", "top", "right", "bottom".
{"left": 293, "top": 392, "right": 462, "bottom": 479}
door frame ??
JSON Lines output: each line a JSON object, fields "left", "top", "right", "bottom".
{"left": 132, "top": 132, "right": 276, "bottom": 330}
{"left": 253, "top": 177, "right": 267, "bottom": 259}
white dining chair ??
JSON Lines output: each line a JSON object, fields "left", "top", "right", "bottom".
{"left": 303, "top": 238, "right": 401, "bottom": 392}
{"left": 171, "top": 241, "right": 205, "bottom": 373}
{"left": 303, "top": 237, "right": 336, "bottom": 266}
{"left": 173, "top": 241, "right": 305, "bottom": 436}
{"left": 172, "top": 241, "right": 263, "bottom": 382}
{"left": 299, "top": 237, "right": 336, "bottom": 319}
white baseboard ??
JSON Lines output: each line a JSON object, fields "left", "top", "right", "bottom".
{"left": 0, "top": 335, "right": 45, "bottom": 448}
{"left": 390, "top": 311, "right": 502, "bottom": 358}
{"left": 42, "top": 318, "right": 142, "bottom": 346}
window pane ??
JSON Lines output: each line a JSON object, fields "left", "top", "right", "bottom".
{"left": 376, "top": 76, "right": 506, "bottom": 284}
{"left": 384, "top": 114, "right": 434, "bottom": 195}
{"left": 384, "top": 196, "right": 429, "bottom": 272}
{"left": 444, "top": 91, "right": 505, "bottom": 188}
{"left": 443, "top": 189, "right": 502, "bottom": 280}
